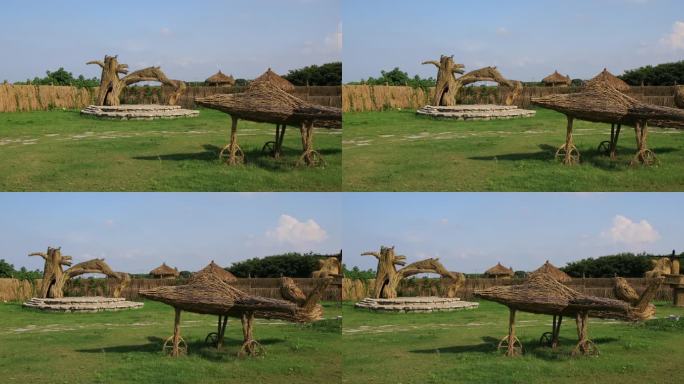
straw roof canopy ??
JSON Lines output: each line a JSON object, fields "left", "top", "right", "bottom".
{"left": 530, "top": 260, "right": 571, "bottom": 283}
{"left": 205, "top": 71, "right": 235, "bottom": 86}
{"left": 189, "top": 261, "right": 237, "bottom": 284}
{"left": 150, "top": 263, "right": 179, "bottom": 277}
{"left": 484, "top": 262, "right": 514, "bottom": 278}
{"left": 196, "top": 82, "right": 341, "bottom": 128}
{"left": 542, "top": 71, "right": 571, "bottom": 86}
{"left": 474, "top": 273, "right": 652, "bottom": 321}
{"left": 140, "top": 272, "right": 323, "bottom": 323}
{"left": 586, "top": 68, "right": 630, "bottom": 92}
{"left": 250, "top": 68, "right": 295, "bottom": 92}
{"left": 531, "top": 82, "right": 684, "bottom": 129}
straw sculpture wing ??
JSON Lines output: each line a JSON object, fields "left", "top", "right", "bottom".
{"left": 196, "top": 82, "right": 341, "bottom": 128}
{"left": 474, "top": 273, "right": 660, "bottom": 321}
{"left": 532, "top": 83, "right": 684, "bottom": 129}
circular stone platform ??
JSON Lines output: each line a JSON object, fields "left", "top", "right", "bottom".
{"left": 416, "top": 105, "right": 536, "bottom": 120}
{"left": 23, "top": 297, "right": 144, "bottom": 312}
{"left": 80, "top": 104, "right": 199, "bottom": 120}
{"left": 355, "top": 297, "right": 479, "bottom": 313}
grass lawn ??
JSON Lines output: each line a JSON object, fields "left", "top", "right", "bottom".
{"left": 0, "top": 109, "right": 341, "bottom": 191}
{"left": 343, "top": 109, "right": 684, "bottom": 191}
{"left": 0, "top": 300, "right": 341, "bottom": 384}
{"left": 341, "top": 301, "right": 684, "bottom": 384}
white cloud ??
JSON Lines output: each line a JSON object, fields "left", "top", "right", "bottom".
{"left": 160, "top": 27, "right": 173, "bottom": 37}
{"left": 660, "top": 21, "right": 684, "bottom": 50}
{"left": 496, "top": 27, "right": 510, "bottom": 36}
{"left": 602, "top": 215, "right": 661, "bottom": 245}
{"left": 266, "top": 214, "right": 327, "bottom": 246}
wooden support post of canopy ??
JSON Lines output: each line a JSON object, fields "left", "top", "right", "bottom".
{"left": 540, "top": 315, "right": 563, "bottom": 349}
{"left": 556, "top": 116, "right": 580, "bottom": 165}
{"left": 239, "top": 312, "right": 264, "bottom": 357}
{"left": 262, "top": 124, "right": 288, "bottom": 159}
{"left": 498, "top": 308, "right": 522, "bottom": 357}
{"left": 219, "top": 116, "right": 244, "bottom": 165}
{"left": 631, "top": 121, "right": 657, "bottom": 166}
{"left": 163, "top": 307, "right": 187, "bottom": 357}
{"left": 298, "top": 121, "right": 323, "bottom": 167}
{"left": 572, "top": 311, "right": 598, "bottom": 356}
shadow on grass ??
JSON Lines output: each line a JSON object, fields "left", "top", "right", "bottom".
{"left": 76, "top": 335, "right": 285, "bottom": 361}
{"left": 133, "top": 144, "right": 341, "bottom": 171}
{"left": 409, "top": 335, "right": 619, "bottom": 361}
{"left": 469, "top": 144, "right": 679, "bottom": 171}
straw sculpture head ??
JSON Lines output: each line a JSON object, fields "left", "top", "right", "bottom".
{"left": 196, "top": 82, "right": 341, "bottom": 128}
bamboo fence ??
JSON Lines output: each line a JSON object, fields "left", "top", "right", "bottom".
{"left": 342, "top": 277, "right": 673, "bottom": 302}
{"left": 342, "top": 85, "right": 679, "bottom": 112}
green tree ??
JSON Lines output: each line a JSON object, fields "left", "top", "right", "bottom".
{"left": 342, "top": 264, "right": 375, "bottom": 279}
{"left": 349, "top": 67, "right": 436, "bottom": 88}
{"left": 620, "top": 61, "right": 684, "bottom": 86}
{"left": 561, "top": 253, "right": 656, "bottom": 278}
{"left": 0, "top": 259, "right": 14, "bottom": 278}
{"left": 284, "top": 62, "right": 342, "bottom": 86}
{"left": 227, "top": 252, "right": 334, "bottom": 278}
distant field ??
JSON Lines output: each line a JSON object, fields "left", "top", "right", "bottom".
{"left": 0, "top": 109, "right": 341, "bottom": 191}
{"left": 342, "top": 109, "right": 684, "bottom": 191}
{"left": 0, "top": 300, "right": 341, "bottom": 384}
{"left": 342, "top": 301, "right": 684, "bottom": 384}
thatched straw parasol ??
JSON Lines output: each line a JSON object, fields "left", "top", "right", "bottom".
{"left": 140, "top": 272, "right": 331, "bottom": 357}
{"left": 250, "top": 68, "right": 295, "bottom": 92}
{"left": 474, "top": 273, "right": 663, "bottom": 357}
{"left": 205, "top": 71, "right": 236, "bottom": 87}
{"left": 532, "top": 82, "right": 684, "bottom": 166}
{"left": 189, "top": 261, "right": 238, "bottom": 348}
{"left": 542, "top": 71, "right": 571, "bottom": 87}
{"left": 586, "top": 68, "right": 630, "bottom": 92}
{"left": 196, "top": 82, "right": 341, "bottom": 166}
{"left": 529, "top": 260, "right": 571, "bottom": 283}
{"left": 150, "top": 263, "right": 179, "bottom": 279}
{"left": 484, "top": 262, "right": 514, "bottom": 279}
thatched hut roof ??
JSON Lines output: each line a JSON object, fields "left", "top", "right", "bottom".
{"left": 205, "top": 71, "right": 235, "bottom": 86}
{"left": 530, "top": 260, "right": 571, "bottom": 283}
{"left": 531, "top": 82, "right": 684, "bottom": 129}
{"left": 189, "top": 261, "right": 236, "bottom": 284}
{"left": 474, "top": 273, "right": 648, "bottom": 320}
{"left": 140, "top": 272, "right": 322, "bottom": 322}
{"left": 586, "top": 68, "right": 630, "bottom": 92}
{"left": 484, "top": 262, "right": 514, "bottom": 278}
{"left": 196, "top": 82, "right": 341, "bottom": 128}
{"left": 250, "top": 68, "right": 295, "bottom": 92}
{"left": 150, "top": 263, "right": 179, "bottom": 277}
{"left": 542, "top": 71, "right": 571, "bottom": 86}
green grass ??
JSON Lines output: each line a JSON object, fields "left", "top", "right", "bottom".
{"left": 0, "top": 300, "right": 341, "bottom": 383}
{"left": 343, "top": 109, "right": 684, "bottom": 191}
{"left": 341, "top": 301, "right": 684, "bottom": 384}
{"left": 0, "top": 109, "right": 341, "bottom": 191}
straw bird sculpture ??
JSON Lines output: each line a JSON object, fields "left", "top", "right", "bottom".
{"left": 474, "top": 273, "right": 663, "bottom": 357}
{"left": 422, "top": 55, "right": 522, "bottom": 106}
{"left": 140, "top": 272, "right": 331, "bottom": 357}
{"left": 362, "top": 246, "right": 465, "bottom": 299}
{"left": 196, "top": 82, "right": 341, "bottom": 166}
{"left": 532, "top": 82, "right": 684, "bottom": 166}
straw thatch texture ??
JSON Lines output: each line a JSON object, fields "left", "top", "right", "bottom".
{"left": 586, "top": 68, "right": 630, "bottom": 92}
{"left": 189, "top": 261, "right": 236, "bottom": 284}
{"left": 150, "top": 263, "right": 179, "bottom": 278}
{"left": 0, "top": 278, "right": 39, "bottom": 302}
{"left": 312, "top": 255, "right": 342, "bottom": 278}
{"left": 675, "top": 85, "right": 684, "bottom": 109}
{"left": 484, "top": 263, "right": 514, "bottom": 278}
{"left": 0, "top": 84, "right": 95, "bottom": 112}
{"left": 613, "top": 277, "right": 639, "bottom": 305}
{"left": 531, "top": 82, "right": 684, "bottom": 129}
{"left": 196, "top": 82, "right": 341, "bottom": 128}
{"left": 529, "top": 260, "right": 571, "bottom": 283}
{"left": 250, "top": 68, "right": 295, "bottom": 92}
{"left": 645, "top": 257, "right": 673, "bottom": 278}
{"left": 542, "top": 71, "right": 571, "bottom": 87}
{"left": 205, "top": 71, "right": 235, "bottom": 86}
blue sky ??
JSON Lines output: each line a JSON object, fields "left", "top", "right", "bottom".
{"left": 343, "top": 0, "right": 684, "bottom": 82}
{"left": 0, "top": 0, "right": 341, "bottom": 82}
{"left": 343, "top": 193, "right": 682, "bottom": 273}
{"left": 0, "top": 193, "right": 341, "bottom": 273}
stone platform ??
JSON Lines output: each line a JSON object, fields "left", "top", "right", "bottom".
{"left": 80, "top": 104, "right": 199, "bottom": 120}
{"left": 416, "top": 104, "right": 536, "bottom": 120}
{"left": 23, "top": 297, "right": 144, "bottom": 312}
{"left": 355, "top": 297, "right": 479, "bottom": 313}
